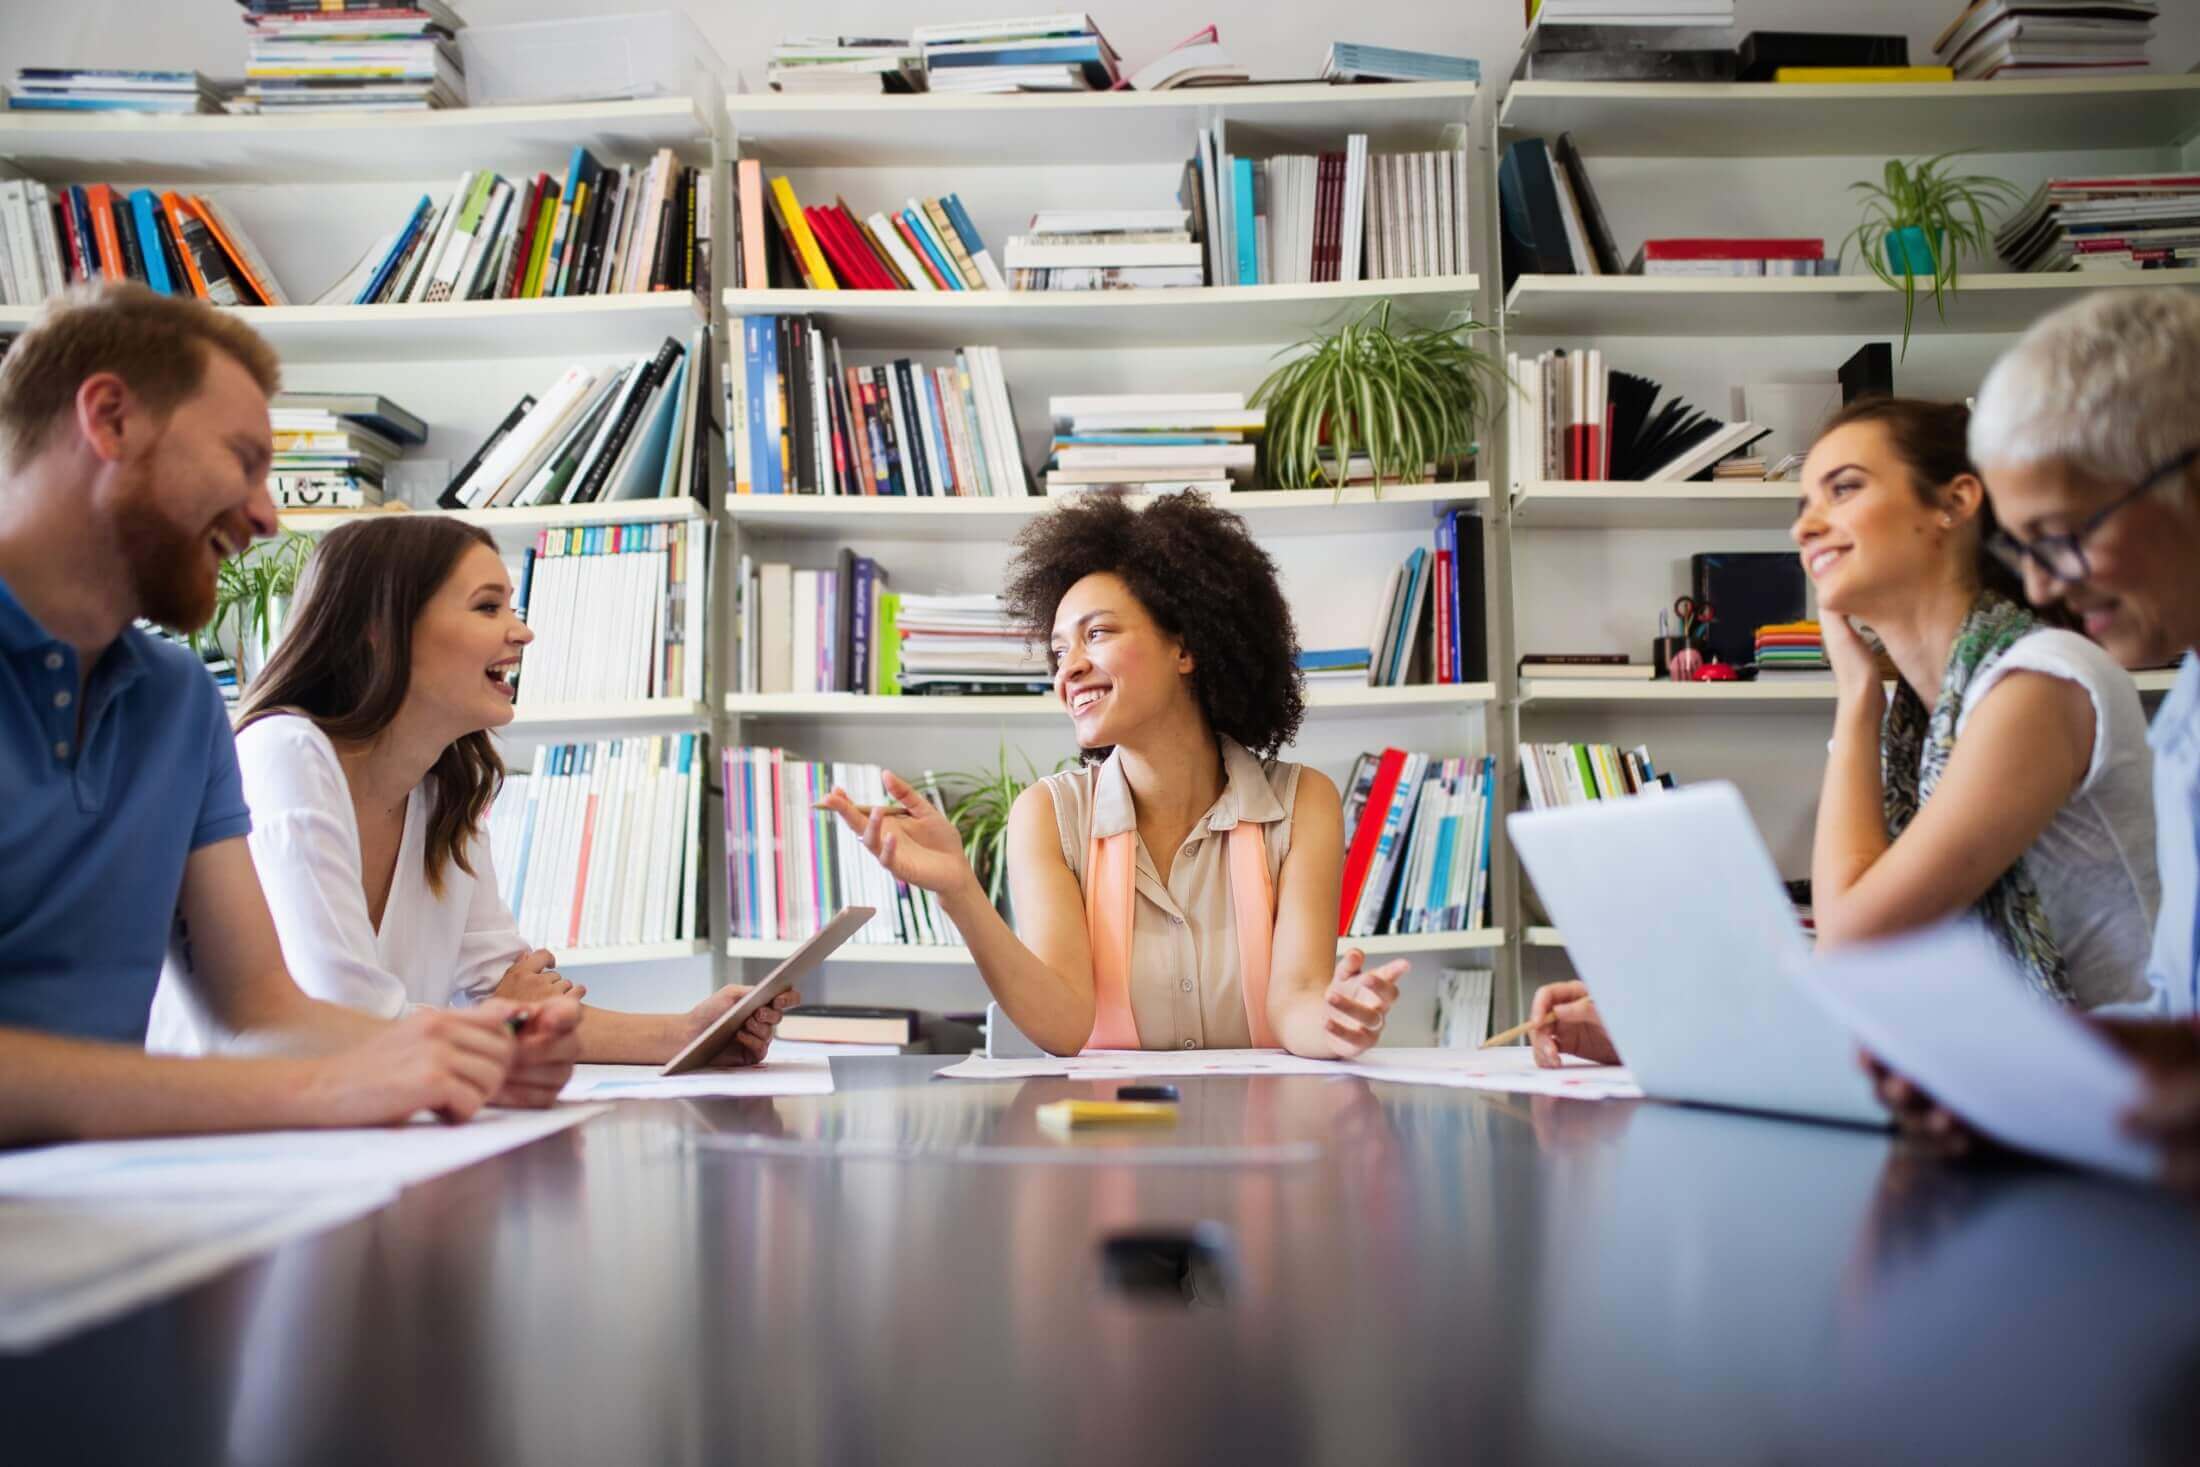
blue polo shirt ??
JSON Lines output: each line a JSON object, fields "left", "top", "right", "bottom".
{"left": 0, "top": 573, "right": 249, "bottom": 1043}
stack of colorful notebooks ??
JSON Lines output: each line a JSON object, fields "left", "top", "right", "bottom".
{"left": 916, "top": 15, "right": 1122, "bottom": 93}
{"left": 730, "top": 164, "right": 1004, "bottom": 291}
{"left": 268, "top": 392, "right": 427, "bottom": 510}
{"left": 1753, "top": 621, "right": 1830, "bottom": 676}
{"left": 7, "top": 68, "right": 224, "bottom": 113}
{"left": 895, "top": 593, "right": 1050, "bottom": 696}
{"left": 1044, "top": 392, "right": 1261, "bottom": 494}
{"left": 236, "top": 0, "right": 465, "bottom": 112}
{"left": 1339, "top": 750, "right": 1497, "bottom": 938}
{"left": 0, "top": 183, "right": 287, "bottom": 308}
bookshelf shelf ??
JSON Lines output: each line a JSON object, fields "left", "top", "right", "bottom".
{"left": 1510, "top": 481, "right": 1799, "bottom": 530}
{"left": 1522, "top": 670, "right": 2179, "bottom": 710}
{"left": 0, "top": 98, "right": 711, "bottom": 185}
{"left": 558, "top": 941, "right": 712, "bottom": 969}
{"left": 727, "top": 81, "right": 1478, "bottom": 167}
{"left": 721, "top": 277, "right": 1478, "bottom": 349}
{"left": 1498, "top": 76, "right": 2200, "bottom": 159}
{"left": 725, "top": 928, "right": 1506, "bottom": 966}
{"left": 504, "top": 698, "right": 712, "bottom": 739}
{"left": 0, "top": 296, "right": 710, "bottom": 365}
{"left": 727, "top": 484, "right": 1491, "bottom": 540}
{"left": 280, "top": 497, "right": 712, "bottom": 536}
{"left": 725, "top": 683, "right": 1495, "bottom": 721}
{"left": 1502, "top": 270, "right": 2200, "bottom": 339}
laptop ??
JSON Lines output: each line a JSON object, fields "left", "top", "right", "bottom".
{"left": 1507, "top": 782, "right": 1886, "bottom": 1128}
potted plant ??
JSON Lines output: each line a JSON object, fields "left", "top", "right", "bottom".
{"left": 945, "top": 742, "right": 1061, "bottom": 918}
{"left": 1250, "top": 298, "right": 1501, "bottom": 492}
{"left": 196, "top": 530, "right": 315, "bottom": 684}
{"left": 1843, "top": 153, "right": 2020, "bottom": 358}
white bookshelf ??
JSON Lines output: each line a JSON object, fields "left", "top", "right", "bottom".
{"left": 1498, "top": 76, "right": 2200, "bottom": 158}
{"left": 1502, "top": 270, "right": 2200, "bottom": 338}
{"left": 728, "top": 484, "right": 1491, "bottom": 539}
{"left": 725, "top": 682, "right": 1496, "bottom": 721}
{"left": 1510, "top": 481, "right": 1797, "bottom": 530}
{"left": 559, "top": 940, "right": 713, "bottom": 969}
{"left": 726, "top": 927, "right": 1506, "bottom": 967}
{"left": 280, "top": 496, "right": 712, "bottom": 536}
{"left": 502, "top": 698, "right": 713, "bottom": 739}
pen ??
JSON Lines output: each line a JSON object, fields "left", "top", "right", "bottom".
{"left": 505, "top": 1009, "right": 532, "bottom": 1036}
{"left": 1479, "top": 1013, "right": 1556, "bottom": 1050}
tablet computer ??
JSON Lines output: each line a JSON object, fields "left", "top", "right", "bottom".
{"left": 660, "top": 905, "right": 875, "bottom": 1075}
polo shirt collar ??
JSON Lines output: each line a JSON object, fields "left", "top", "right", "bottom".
{"left": 0, "top": 572, "right": 46, "bottom": 656}
{"left": 1090, "top": 736, "right": 1286, "bottom": 840}
{"left": 0, "top": 571, "right": 152, "bottom": 701}
{"left": 2151, "top": 652, "right": 2200, "bottom": 759}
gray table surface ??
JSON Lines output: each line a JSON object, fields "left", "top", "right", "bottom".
{"left": 5, "top": 1054, "right": 2199, "bottom": 1467}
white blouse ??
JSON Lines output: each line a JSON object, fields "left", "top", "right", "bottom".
{"left": 147, "top": 714, "right": 528, "bottom": 1053}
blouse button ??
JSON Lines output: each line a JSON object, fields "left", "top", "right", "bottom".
{"left": 1169, "top": 913, "right": 1183, "bottom": 926}
{"left": 1180, "top": 978, "right": 1193, "bottom": 992}
{"left": 1183, "top": 1039, "right": 1196, "bottom": 1050}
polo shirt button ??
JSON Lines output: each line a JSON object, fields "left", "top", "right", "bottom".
{"left": 53, "top": 741, "right": 70, "bottom": 759}
{"left": 43, "top": 651, "right": 62, "bottom": 671}
{"left": 53, "top": 690, "right": 71, "bottom": 709}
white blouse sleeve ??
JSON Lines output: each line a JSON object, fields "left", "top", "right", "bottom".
{"left": 449, "top": 833, "right": 528, "bottom": 1005}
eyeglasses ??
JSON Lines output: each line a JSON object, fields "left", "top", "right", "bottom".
{"left": 1986, "top": 444, "right": 2200, "bottom": 585}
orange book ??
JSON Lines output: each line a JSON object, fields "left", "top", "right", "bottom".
{"left": 183, "top": 195, "right": 276, "bottom": 307}
{"left": 737, "top": 158, "right": 768, "bottom": 289}
{"left": 85, "top": 185, "right": 126, "bottom": 279}
{"left": 158, "top": 192, "right": 216, "bottom": 300}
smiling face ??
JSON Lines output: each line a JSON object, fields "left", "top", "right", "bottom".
{"left": 107, "top": 349, "right": 278, "bottom": 633}
{"left": 1792, "top": 420, "right": 1979, "bottom": 619}
{"left": 404, "top": 542, "right": 532, "bottom": 738}
{"left": 1980, "top": 454, "right": 2200, "bottom": 667}
{"left": 1048, "top": 571, "right": 1195, "bottom": 749}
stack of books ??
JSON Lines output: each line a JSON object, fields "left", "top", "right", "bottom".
{"left": 1632, "top": 238, "right": 1833, "bottom": 276}
{"left": 1364, "top": 511, "right": 1486, "bottom": 687}
{"left": 730, "top": 317, "right": 1031, "bottom": 497}
{"left": 237, "top": 0, "right": 465, "bottom": 113}
{"left": 1299, "top": 648, "right": 1373, "bottom": 685}
{"left": 1753, "top": 621, "right": 1830, "bottom": 676}
{"left": 325, "top": 149, "right": 707, "bottom": 305}
{"left": 1321, "top": 43, "right": 1480, "bottom": 84}
{"left": 1934, "top": 0, "right": 2158, "bottom": 80}
{"left": 440, "top": 328, "right": 715, "bottom": 510}
{"left": 724, "top": 749, "right": 963, "bottom": 949}
{"left": 268, "top": 392, "right": 427, "bottom": 509}
{"left": 1044, "top": 392, "right": 1261, "bottom": 494}
{"left": 730, "top": 166, "right": 1003, "bottom": 291}
{"left": 1518, "top": 654, "right": 1654, "bottom": 681}
{"left": 1506, "top": 349, "right": 1770, "bottom": 482}
{"left": 7, "top": 68, "right": 224, "bottom": 113}
{"left": 2, "top": 183, "right": 288, "bottom": 307}
{"left": 1339, "top": 750, "right": 1497, "bottom": 938}
{"left": 1006, "top": 209, "right": 1204, "bottom": 291}
{"left": 1517, "top": 741, "right": 1672, "bottom": 810}
{"left": 511, "top": 518, "right": 708, "bottom": 707}
{"left": 894, "top": 593, "right": 1050, "bottom": 696}
{"left": 916, "top": 15, "right": 1122, "bottom": 93}
{"left": 1514, "top": 3, "right": 1739, "bottom": 82}
{"left": 766, "top": 36, "right": 927, "bottom": 93}
{"left": 488, "top": 735, "right": 707, "bottom": 953}
{"left": 1997, "top": 173, "right": 2200, "bottom": 273}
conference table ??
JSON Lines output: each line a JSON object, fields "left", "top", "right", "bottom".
{"left": 5, "top": 1055, "right": 2199, "bottom": 1466}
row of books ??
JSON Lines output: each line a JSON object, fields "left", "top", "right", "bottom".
{"left": 327, "top": 149, "right": 708, "bottom": 307}
{"left": 1043, "top": 391, "right": 1260, "bottom": 494}
{"left": 269, "top": 391, "right": 428, "bottom": 510}
{"left": 1506, "top": 350, "right": 1769, "bottom": 483}
{"left": 1997, "top": 172, "right": 2200, "bottom": 274}
{"left": 725, "top": 750, "right": 964, "bottom": 947}
{"left": 238, "top": 0, "right": 465, "bottom": 113}
{"left": 487, "top": 734, "right": 706, "bottom": 953}
{"left": 1339, "top": 750, "right": 1497, "bottom": 938}
{"left": 441, "top": 329, "right": 714, "bottom": 512}
{"left": 730, "top": 317, "right": 1032, "bottom": 497}
{"left": 1365, "top": 512, "right": 1488, "bottom": 687}
{"left": 1517, "top": 741, "right": 1673, "bottom": 811}
{"left": 512, "top": 519, "right": 707, "bottom": 708}
{"left": 1933, "top": 1, "right": 2158, "bottom": 81}
{"left": 736, "top": 560, "right": 1045, "bottom": 698}
{"left": 7, "top": 67, "right": 224, "bottom": 113}
{"left": 730, "top": 164, "right": 1005, "bottom": 292}
{"left": 0, "top": 181, "right": 287, "bottom": 308}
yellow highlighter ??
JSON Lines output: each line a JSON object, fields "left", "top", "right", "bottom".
{"left": 1036, "top": 1099, "right": 1181, "bottom": 1133}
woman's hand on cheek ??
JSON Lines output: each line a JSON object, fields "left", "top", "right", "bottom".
{"left": 1823, "top": 613, "right": 1885, "bottom": 713}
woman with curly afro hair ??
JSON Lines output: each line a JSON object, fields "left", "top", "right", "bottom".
{"left": 821, "top": 491, "right": 1405, "bottom": 1058}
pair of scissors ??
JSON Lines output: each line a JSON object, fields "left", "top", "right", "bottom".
{"left": 1672, "top": 596, "right": 1713, "bottom": 645}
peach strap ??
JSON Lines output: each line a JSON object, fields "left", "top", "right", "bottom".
{"left": 1084, "top": 823, "right": 1277, "bottom": 1052}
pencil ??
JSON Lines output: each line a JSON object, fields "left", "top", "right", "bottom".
{"left": 1479, "top": 1013, "right": 1556, "bottom": 1050}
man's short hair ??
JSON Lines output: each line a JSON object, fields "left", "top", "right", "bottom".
{"left": 0, "top": 281, "right": 281, "bottom": 471}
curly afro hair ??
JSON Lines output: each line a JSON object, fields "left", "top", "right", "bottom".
{"left": 1002, "top": 490, "right": 1304, "bottom": 764}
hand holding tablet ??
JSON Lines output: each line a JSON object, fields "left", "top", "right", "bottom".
{"left": 661, "top": 907, "right": 876, "bottom": 1075}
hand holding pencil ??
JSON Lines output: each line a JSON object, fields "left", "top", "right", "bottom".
{"left": 1490, "top": 981, "right": 1624, "bottom": 1069}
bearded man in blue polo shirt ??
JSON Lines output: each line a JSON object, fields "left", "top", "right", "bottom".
{"left": 0, "top": 284, "right": 578, "bottom": 1145}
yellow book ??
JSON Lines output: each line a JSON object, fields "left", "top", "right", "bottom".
{"left": 1773, "top": 66, "right": 1957, "bottom": 83}
{"left": 767, "top": 175, "right": 838, "bottom": 290}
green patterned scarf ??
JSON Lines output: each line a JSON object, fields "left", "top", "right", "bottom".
{"left": 1881, "top": 590, "right": 2075, "bottom": 1003}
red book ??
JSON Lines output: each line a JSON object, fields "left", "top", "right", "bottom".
{"left": 891, "top": 212, "right": 952, "bottom": 290}
{"left": 1433, "top": 547, "right": 1454, "bottom": 684}
{"left": 833, "top": 201, "right": 903, "bottom": 289}
{"left": 1642, "top": 237, "right": 1823, "bottom": 261}
{"left": 825, "top": 206, "right": 891, "bottom": 289}
{"left": 1315, "top": 154, "right": 1338, "bottom": 284}
{"left": 59, "top": 192, "right": 90, "bottom": 283}
{"left": 504, "top": 174, "right": 546, "bottom": 298}
{"left": 804, "top": 205, "right": 870, "bottom": 289}
{"left": 569, "top": 767, "right": 600, "bottom": 947}
{"left": 1339, "top": 748, "right": 1406, "bottom": 933}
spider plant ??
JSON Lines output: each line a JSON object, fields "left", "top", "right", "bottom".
{"left": 1250, "top": 298, "right": 1501, "bottom": 492}
{"left": 1842, "top": 153, "right": 2021, "bottom": 358}
{"left": 195, "top": 530, "right": 315, "bottom": 678}
{"left": 945, "top": 742, "right": 1061, "bottom": 915}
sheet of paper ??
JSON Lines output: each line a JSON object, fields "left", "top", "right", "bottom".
{"left": 0, "top": 1189, "right": 395, "bottom": 1354}
{"left": 0, "top": 1104, "right": 604, "bottom": 1200}
{"left": 936, "top": 1047, "right": 1640, "bottom": 1099}
{"left": 935, "top": 1049, "right": 1352, "bottom": 1082}
{"left": 1799, "top": 921, "right": 2158, "bottom": 1181}
{"left": 1349, "top": 1048, "right": 1644, "bottom": 1101}
{"left": 559, "top": 1057, "right": 834, "bottom": 1100}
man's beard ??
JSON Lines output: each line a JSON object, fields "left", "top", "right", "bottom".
{"left": 112, "top": 459, "right": 221, "bottom": 634}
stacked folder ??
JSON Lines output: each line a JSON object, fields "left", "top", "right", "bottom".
{"left": 1753, "top": 621, "right": 1830, "bottom": 675}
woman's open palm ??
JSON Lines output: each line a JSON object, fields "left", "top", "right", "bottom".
{"left": 818, "top": 769, "right": 975, "bottom": 896}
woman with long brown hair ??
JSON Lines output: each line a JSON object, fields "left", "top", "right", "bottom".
{"left": 149, "top": 516, "right": 790, "bottom": 1064}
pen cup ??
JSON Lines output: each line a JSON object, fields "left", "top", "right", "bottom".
{"left": 1651, "top": 636, "right": 1687, "bottom": 680}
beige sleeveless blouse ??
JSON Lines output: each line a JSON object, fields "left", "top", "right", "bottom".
{"left": 1037, "top": 736, "right": 1301, "bottom": 1050}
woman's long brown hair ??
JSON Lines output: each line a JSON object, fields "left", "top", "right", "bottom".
{"left": 239, "top": 517, "right": 506, "bottom": 893}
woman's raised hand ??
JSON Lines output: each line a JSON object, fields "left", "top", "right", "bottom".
{"left": 816, "top": 769, "right": 979, "bottom": 898}
{"left": 1320, "top": 948, "right": 1409, "bottom": 1060}
{"left": 1821, "top": 611, "right": 1886, "bottom": 713}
